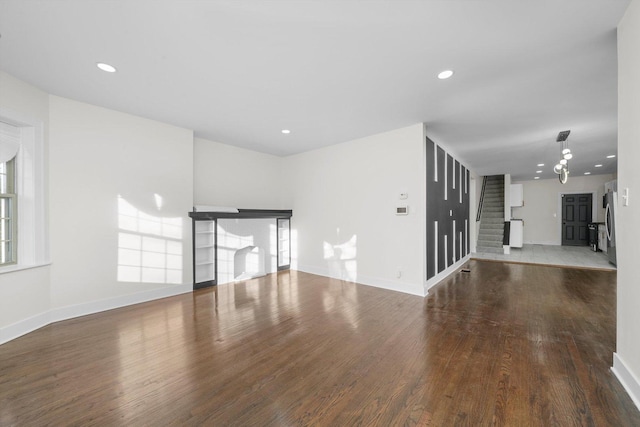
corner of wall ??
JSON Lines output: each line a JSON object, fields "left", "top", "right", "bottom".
{"left": 612, "top": 353, "right": 640, "bottom": 411}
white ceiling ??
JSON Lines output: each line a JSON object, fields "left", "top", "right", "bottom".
{"left": 0, "top": 0, "right": 627, "bottom": 181}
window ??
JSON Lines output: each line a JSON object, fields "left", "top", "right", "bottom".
{"left": 0, "top": 113, "right": 47, "bottom": 270}
{"left": 0, "top": 157, "right": 17, "bottom": 265}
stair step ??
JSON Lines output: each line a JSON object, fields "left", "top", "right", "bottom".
{"left": 482, "top": 212, "right": 504, "bottom": 219}
{"left": 481, "top": 219, "right": 504, "bottom": 224}
{"left": 480, "top": 225, "right": 504, "bottom": 231}
{"left": 483, "top": 201, "right": 504, "bottom": 208}
{"left": 479, "top": 224, "right": 504, "bottom": 230}
{"left": 477, "top": 240, "right": 503, "bottom": 248}
{"left": 478, "top": 234, "right": 503, "bottom": 242}
{"left": 475, "top": 246, "right": 504, "bottom": 254}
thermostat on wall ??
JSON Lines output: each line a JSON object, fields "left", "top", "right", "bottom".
{"left": 396, "top": 205, "right": 409, "bottom": 215}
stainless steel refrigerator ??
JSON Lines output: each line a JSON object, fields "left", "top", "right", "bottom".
{"left": 605, "top": 191, "right": 617, "bottom": 266}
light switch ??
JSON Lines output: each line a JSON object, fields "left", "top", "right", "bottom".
{"left": 622, "top": 188, "right": 630, "bottom": 206}
{"left": 399, "top": 192, "right": 408, "bottom": 200}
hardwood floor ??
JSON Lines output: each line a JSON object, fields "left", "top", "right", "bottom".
{"left": 1, "top": 261, "right": 639, "bottom": 426}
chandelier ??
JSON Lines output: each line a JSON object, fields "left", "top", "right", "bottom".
{"left": 553, "top": 130, "right": 572, "bottom": 184}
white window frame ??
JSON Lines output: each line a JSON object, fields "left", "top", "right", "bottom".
{"left": 0, "top": 157, "right": 18, "bottom": 265}
{"left": 0, "top": 108, "right": 49, "bottom": 272}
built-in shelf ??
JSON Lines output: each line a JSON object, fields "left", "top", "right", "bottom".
{"left": 196, "top": 244, "right": 214, "bottom": 249}
{"left": 189, "top": 209, "right": 293, "bottom": 289}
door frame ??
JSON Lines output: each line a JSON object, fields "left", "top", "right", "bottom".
{"left": 557, "top": 191, "right": 598, "bottom": 245}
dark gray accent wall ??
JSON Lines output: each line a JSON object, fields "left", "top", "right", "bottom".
{"left": 425, "top": 137, "right": 470, "bottom": 281}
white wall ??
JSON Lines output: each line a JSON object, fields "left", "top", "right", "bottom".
{"left": 217, "top": 218, "right": 277, "bottom": 284}
{"left": 614, "top": 0, "right": 640, "bottom": 409}
{"left": 512, "top": 174, "right": 613, "bottom": 245}
{"left": 283, "top": 124, "right": 426, "bottom": 296}
{"left": 48, "top": 96, "right": 193, "bottom": 315}
{"left": 194, "top": 138, "right": 283, "bottom": 209}
{"left": 0, "top": 71, "right": 51, "bottom": 339}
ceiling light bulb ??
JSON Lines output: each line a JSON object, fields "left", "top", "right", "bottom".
{"left": 595, "top": 164, "right": 603, "bottom": 167}
{"left": 537, "top": 163, "right": 545, "bottom": 167}
{"left": 562, "top": 148, "right": 571, "bottom": 155}
{"left": 96, "top": 62, "right": 117, "bottom": 73}
{"left": 606, "top": 155, "right": 616, "bottom": 158}
{"left": 281, "top": 129, "right": 291, "bottom": 134}
{"left": 563, "top": 153, "right": 573, "bottom": 160}
{"left": 534, "top": 177, "right": 540, "bottom": 180}
{"left": 560, "top": 159, "right": 567, "bottom": 165}
{"left": 437, "top": 70, "right": 454, "bottom": 79}
{"left": 553, "top": 164, "right": 563, "bottom": 174}
{"left": 536, "top": 170, "right": 542, "bottom": 173}
{"left": 584, "top": 172, "right": 591, "bottom": 175}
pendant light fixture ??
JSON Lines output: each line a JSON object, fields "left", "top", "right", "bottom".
{"left": 554, "top": 130, "right": 571, "bottom": 184}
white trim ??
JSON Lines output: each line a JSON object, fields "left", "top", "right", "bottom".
{"left": 0, "top": 261, "right": 51, "bottom": 275}
{"left": 0, "top": 107, "right": 48, "bottom": 266}
{"left": 0, "top": 310, "right": 51, "bottom": 345}
{"left": 459, "top": 165, "right": 463, "bottom": 203}
{"left": 452, "top": 220, "right": 456, "bottom": 265}
{"left": 444, "top": 155, "right": 448, "bottom": 200}
{"left": 0, "top": 284, "right": 191, "bottom": 345}
{"left": 434, "top": 221, "right": 438, "bottom": 273}
{"left": 433, "top": 142, "right": 438, "bottom": 182}
{"left": 425, "top": 254, "right": 471, "bottom": 294}
{"left": 295, "top": 265, "right": 425, "bottom": 297}
{"left": 464, "top": 219, "right": 468, "bottom": 256}
{"left": 444, "top": 234, "right": 449, "bottom": 267}
{"left": 612, "top": 352, "right": 640, "bottom": 411}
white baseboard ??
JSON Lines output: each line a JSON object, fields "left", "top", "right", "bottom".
{"left": 612, "top": 352, "right": 640, "bottom": 411}
{"left": 424, "top": 254, "right": 471, "bottom": 294}
{"left": 296, "top": 265, "right": 425, "bottom": 297}
{"left": 0, "top": 310, "right": 52, "bottom": 345}
{"left": 0, "top": 284, "right": 192, "bottom": 346}
{"left": 50, "top": 284, "right": 192, "bottom": 324}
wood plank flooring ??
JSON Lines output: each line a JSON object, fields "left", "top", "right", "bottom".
{"left": 1, "top": 260, "right": 639, "bottom": 426}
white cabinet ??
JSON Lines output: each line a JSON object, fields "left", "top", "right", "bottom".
{"left": 510, "top": 184, "right": 524, "bottom": 207}
{"left": 510, "top": 220, "right": 523, "bottom": 248}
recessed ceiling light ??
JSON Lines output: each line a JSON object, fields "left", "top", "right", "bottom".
{"left": 536, "top": 170, "right": 542, "bottom": 173}
{"left": 437, "top": 70, "right": 454, "bottom": 79}
{"left": 606, "top": 155, "right": 616, "bottom": 158}
{"left": 281, "top": 129, "right": 291, "bottom": 134}
{"left": 534, "top": 177, "right": 540, "bottom": 180}
{"left": 584, "top": 172, "right": 591, "bottom": 175}
{"left": 595, "top": 164, "right": 603, "bottom": 168}
{"left": 96, "top": 62, "right": 117, "bottom": 73}
{"left": 537, "top": 163, "right": 545, "bottom": 167}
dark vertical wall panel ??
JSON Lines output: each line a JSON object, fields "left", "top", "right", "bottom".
{"left": 465, "top": 168, "right": 470, "bottom": 256}
{"left": 445, "top": 154, "right": 454, "bottom": 268}
{"left": 425, "top": 138, "right": 436, "bottom": 279}
{"left": 436, "top": 147, "right": 446, "bottom": 273}
{"left": 425, "top": 137, "right": 471, "bottom": 281}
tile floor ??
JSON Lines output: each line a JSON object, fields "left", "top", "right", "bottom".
{"left": 472, "top": 244, "right": 615, "bottom": 270}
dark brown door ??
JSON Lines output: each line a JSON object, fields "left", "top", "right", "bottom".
{"left": 562, "top": 193, "right": 592, "bottom": 246}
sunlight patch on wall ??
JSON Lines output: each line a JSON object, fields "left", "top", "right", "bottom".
{"left": 323, "top": 234, "right": 357, "bottom": 282}
{"left": 117, "top": 196, "right": 183, "bottom": 284}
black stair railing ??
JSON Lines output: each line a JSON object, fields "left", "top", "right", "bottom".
{"left": 476, "top": 176, "right": 488, "bottom": 222}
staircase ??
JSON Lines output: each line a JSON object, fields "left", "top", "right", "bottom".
{"left": 477, "top": 175, "right": 505, "bottom": 254}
